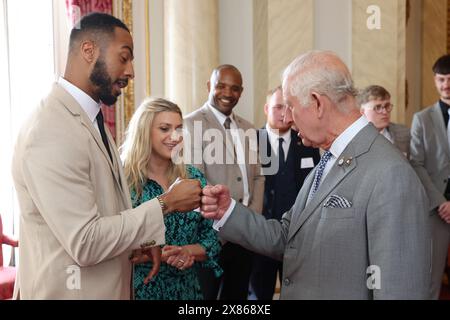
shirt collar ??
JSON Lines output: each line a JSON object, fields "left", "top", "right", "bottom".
{"left": 329, "top": 116, "right": 369, "bottom": 159}
{"left": 381, "top": 127, "right": 393, "bottom": 143}
{"left": 208, "top": 103, "right": 235, "bottom": 128}
{"left": 265, "top": 123, "right": 292, "bottom": 146}
{"left": 58, "top": 77, "right": 101, "bottom": 123}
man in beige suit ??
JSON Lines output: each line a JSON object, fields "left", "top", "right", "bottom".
{"left": 11, "top": 13, "right": 201, "bottom": 299}
{"left": 184, "top": 65, "right": 264, "bottom": 299}
{"left": 359, "top": 85, "right": 411, "bottom": 158}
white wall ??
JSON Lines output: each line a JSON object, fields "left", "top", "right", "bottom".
{"left": 219, "top": 0, "right": 254, "bottom": 123}
{"left": 314, "top": 0, "right": 352, "bottom": 70}
{"left": 148, "top": 0, "right": 165, "bottom": 98}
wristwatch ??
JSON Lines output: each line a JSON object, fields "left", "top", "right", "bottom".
{"left": 156, "top": 195, "right": 168, "bottom": 212}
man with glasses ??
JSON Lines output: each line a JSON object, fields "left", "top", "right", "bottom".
{"left": 410, "top": 54, "right": 450, "bottom": 299}
{"left": 359, "top": 85, "right": 410, "bottom": 158}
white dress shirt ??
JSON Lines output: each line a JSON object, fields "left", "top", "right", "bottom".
{"left": 208, "top": 104, "right": 250, "bottom": 206}
{"left": 58, "top": 77, "right": 101, "bottom": 133}
{"left": 214, "top": 116, "right": 369, "bottom": 231}
{"left": 381, "top": 128, "right": 394, "bottom": 143}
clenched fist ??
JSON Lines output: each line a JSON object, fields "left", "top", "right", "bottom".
{"left": 159, "top": 178, "right": 202, "bottom": 214}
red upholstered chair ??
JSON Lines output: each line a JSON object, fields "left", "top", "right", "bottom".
{"left": 0, "top": 214, "right": 18, "bottom": 300}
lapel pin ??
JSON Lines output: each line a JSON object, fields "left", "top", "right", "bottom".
{"left": 345, "top": 157, "right": 353, "bottom": 166}
{"left": 338, "top": 158, "right": 344, "bottom": 166}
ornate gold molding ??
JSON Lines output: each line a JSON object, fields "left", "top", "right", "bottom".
{"left": 122, "top": 0, "right": 134, "bottom": 133}
{"left": 112, "top": 0, "right": 134, "bottom": 145}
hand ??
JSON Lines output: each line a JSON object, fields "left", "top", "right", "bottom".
{"left": 160, "top": 178, "right": 202, "bottom": 213}
{"left": 162, "top": 245, "right": 195, "bottom": 270}
{"left": 129, "top": 246, "right": 162, "bottom": 284}
{"left": 438, "top": 201, "right": 450, "bottom": 224}
{"left": 201, "top": 185, "right": 232, "bottom": 220}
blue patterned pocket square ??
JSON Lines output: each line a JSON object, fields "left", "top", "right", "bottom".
{"left": 323, "top": 195, "right": 352, "bottom": 208}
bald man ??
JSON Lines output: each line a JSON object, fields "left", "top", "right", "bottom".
{"left": 184, "top": 65, "right": 264, "bottom": 300}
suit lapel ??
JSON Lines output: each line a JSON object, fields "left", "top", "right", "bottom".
{"left": 430, "top": 103, "right": 450, "bottom": 158}
{"left": 105, "top": 127, "right": 129, "bottom": 205}
{"left": 288, "top": 124, "right": 378, "bottom": 241}
{"left": 53, "top": 84, "right": 123, "bottom": 192}
{"left": 289, "top": 154, "right": 357, "bottom": 238}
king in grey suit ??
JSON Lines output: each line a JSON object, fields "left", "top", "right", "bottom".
{"left": 201, "top": 51, "right": 431, "bottom": 299}
{"left": 410, "top": 55, "right": 450, "bottom": 299}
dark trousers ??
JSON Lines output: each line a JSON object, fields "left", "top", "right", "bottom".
{"left": 197, "top": 242, "right": 253, "bottom": 300}
{"left": 250, "top": 253, "right": 282, "bottom": 300}
{"left": 197, "top": 267, "right": 221, "bottom": 300}
{"left": 219, "top": 242, "right": 253, "bottom": 300}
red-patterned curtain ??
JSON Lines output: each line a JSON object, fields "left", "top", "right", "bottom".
{"left": 65, "top": 0, "right": 116, "bottom": 141}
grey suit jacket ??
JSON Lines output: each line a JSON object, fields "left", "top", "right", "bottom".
{"left": 387, "top": 122, "right": 411, "bottom": 158}
{"left": 410, "top": 102, "right": 450, "bottom": 210}
{"left": 184, "top": 104, "right": 264, "bottom": 213}
{"left": 11, "top": 84, "right": 165, "bottom": 299}
{"left": 219, "top": 123, "right": 431, "bottom": 299}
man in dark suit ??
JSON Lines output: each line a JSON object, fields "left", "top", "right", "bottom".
{"left": 250, "top": 86, "right": 320, "bottom": 300}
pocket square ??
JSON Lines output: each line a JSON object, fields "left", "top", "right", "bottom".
{"left": 323, "top": 195, "right": 352, "bottom": 208}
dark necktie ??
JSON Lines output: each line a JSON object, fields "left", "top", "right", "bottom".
{"left": 224, "top": 117, "right": 237, "bottom": 161}
{"left": 96, "top": 109, "right": 113, "bottom": 162}
{"left": 278, "top": 137, "right": 285, "bottom": 170}
{"left": 223, "top": 117, "right": 232, "bottom": 130}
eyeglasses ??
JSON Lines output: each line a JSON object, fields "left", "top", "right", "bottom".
{"left": 369, "top": 103, "right": 393, "bottom": 114}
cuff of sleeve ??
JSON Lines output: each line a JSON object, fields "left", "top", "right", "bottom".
{"left": 139, "top": 198, "right": 166, "bottom": 249}
{"left": 212, "top": 199, "right": 236, "bottom": 231}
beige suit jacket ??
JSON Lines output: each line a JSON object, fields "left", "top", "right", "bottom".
{"left": 184, "top": 104, "right": 264, "bottom": 213}
{"left": 11, "top": 83, "right": 165, "bottom": 299}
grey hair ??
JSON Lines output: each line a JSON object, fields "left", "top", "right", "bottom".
{"left": 282, "top": 50, "right": 358, "bottom": 113}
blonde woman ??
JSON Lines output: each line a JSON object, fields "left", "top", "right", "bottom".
{"left": 121, "top": 97, "right": 222, "bottom": 300}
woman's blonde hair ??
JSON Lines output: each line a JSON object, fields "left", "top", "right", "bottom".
{"left": 120, "top": 97, "right": 187, "bottom": 198}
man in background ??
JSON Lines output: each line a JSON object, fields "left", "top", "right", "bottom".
{"left": 359, "top": 85, "right": 410, "bottom": 158}
{"left": 410, "top": 54, "right": 450, "bottom": 299}
{"left": 184, "top": 65, "right": 264, "bottom": 300}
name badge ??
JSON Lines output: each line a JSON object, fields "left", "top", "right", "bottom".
{"left": 301, "top": 157, "right": 315, "bottom": 169}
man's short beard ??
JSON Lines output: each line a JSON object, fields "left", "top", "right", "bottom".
{"left": 90, "top": 57, "right": 117, "bottom": 106}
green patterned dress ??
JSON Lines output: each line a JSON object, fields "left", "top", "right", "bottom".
{"left": 131, "top": 165, "right": 222, "bottom": 300}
